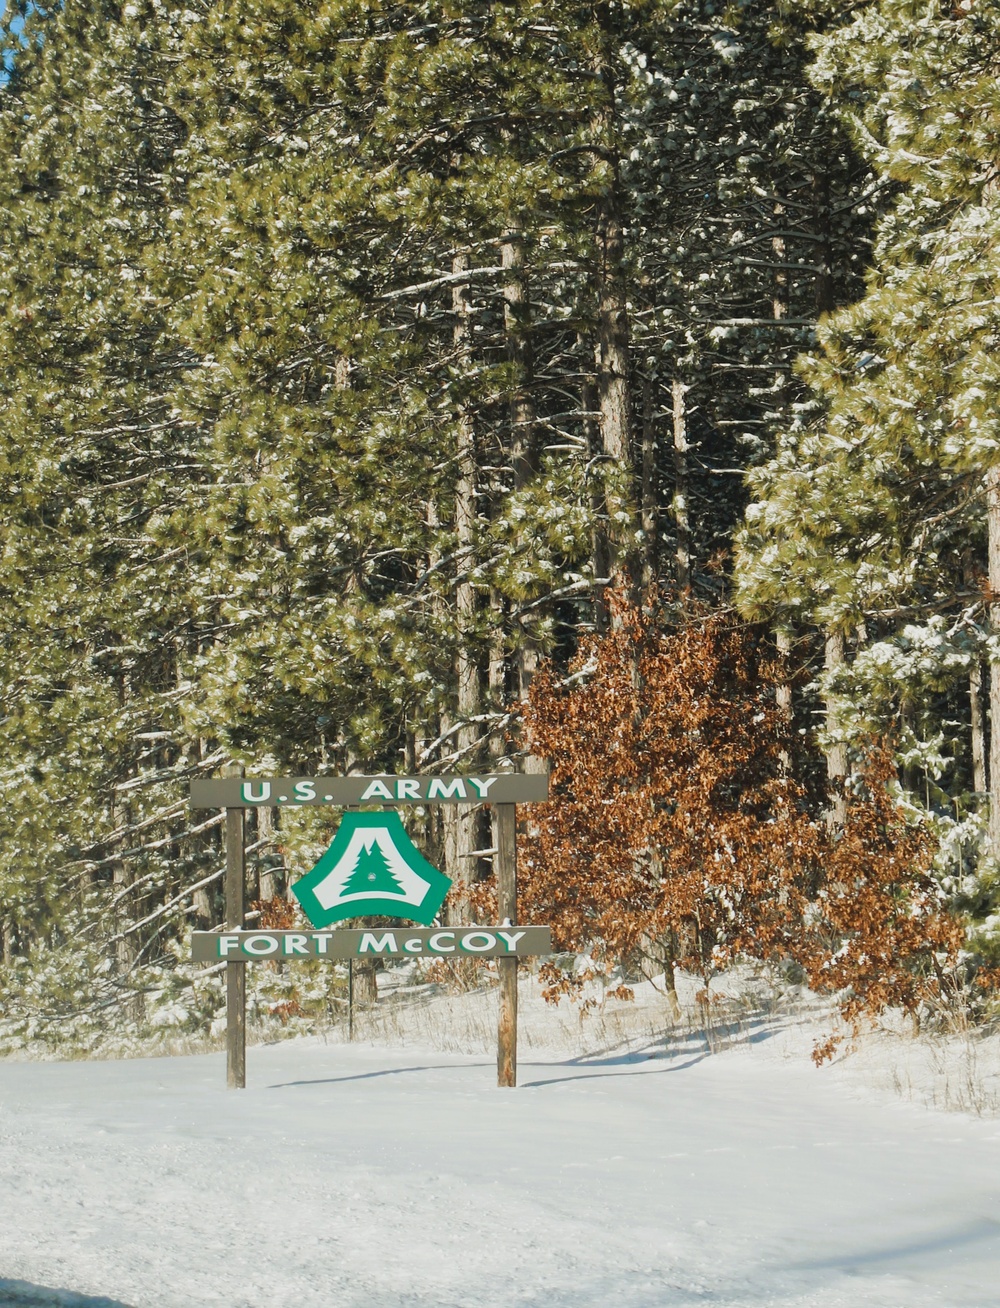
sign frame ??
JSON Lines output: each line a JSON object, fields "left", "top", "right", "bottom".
{"left": 193, "top": 770, "right": 549, "bottom": 1091}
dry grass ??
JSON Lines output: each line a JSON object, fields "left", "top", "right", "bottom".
{"left": 19, "top": 962, "right": 1000, "bottom": 1120}
{"left": 331, "top": 966, "right": 1000, "bottom": 1118}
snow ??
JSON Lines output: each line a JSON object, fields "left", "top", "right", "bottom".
{"left": 3, "top": 987, "right": 1000, "bottom": 1308}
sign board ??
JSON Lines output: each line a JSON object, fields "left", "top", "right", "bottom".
{"left": 291, "top": 811, "right": 451, "bottom": 927}
{"left": 190, "top": 773, "right": 549, "bottom": 808}
{"left": 192, "top": 927, "right": 551, "bottom": 962}
{"left": 194, "top": 770, "right": 549, "bottom": 1090}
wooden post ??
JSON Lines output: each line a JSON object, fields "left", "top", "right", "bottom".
{"left": 225, "top": 797, "right": 246, "bottom": 1090}
{"left": 495, "top": 802, "right": 517, "bottom": 1087}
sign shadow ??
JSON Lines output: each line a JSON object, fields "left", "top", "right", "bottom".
{"left": 266, "top": 1061, "right": 492, "bottom": 1089}
{"left": 519, "top": 1050, "right": 711, "bottom": 1089}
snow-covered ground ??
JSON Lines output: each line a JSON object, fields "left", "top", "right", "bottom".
{"left": 3, "top": 980, "right": 1000, "bottom": 1308}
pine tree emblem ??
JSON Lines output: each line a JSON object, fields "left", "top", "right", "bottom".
{"left": 340, "top": 841, "right": 406, "bottom": 898}
{"left": 291, "top": 811, "right": 451, "bottom": 928}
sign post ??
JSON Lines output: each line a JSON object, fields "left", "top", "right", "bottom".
{"left": 190, "top": 772, "right": 549, "bottom": 1090}
{"left": 495, "top": 803, "right": 517, "bottom": 1088}
{"left": 225, "top": 802, "right": 246, "bottom": 1089}
{"left": 223, "top": 764, "right": 246, "bottom": 1091}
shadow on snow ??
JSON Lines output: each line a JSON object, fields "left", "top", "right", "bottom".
{"left": 0, "top": 1281, "right": 133, "bottom": 1308}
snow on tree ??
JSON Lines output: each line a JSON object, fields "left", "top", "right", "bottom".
{"left": 2, "top": 0, "right": 962, "bottom": 1051}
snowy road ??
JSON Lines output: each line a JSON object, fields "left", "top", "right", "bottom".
{"left": 1, "top": 1035, "right": 1000, "bottom": 1307}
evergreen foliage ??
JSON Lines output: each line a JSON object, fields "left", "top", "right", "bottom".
{"left": 10, "top": 0, "right": 969, "bottom": 1050}
{"left": 735, "top": 0, "right": 1000, "bottom": 955}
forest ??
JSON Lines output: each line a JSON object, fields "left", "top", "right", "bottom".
{"left": 0, "top": 0, "right": 997, "bottom": 1053}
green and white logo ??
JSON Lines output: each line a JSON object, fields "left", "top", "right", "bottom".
{"left": 291, "top": 811, "right": 452, "bottom": 928}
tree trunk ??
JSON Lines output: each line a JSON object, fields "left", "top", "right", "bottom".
{"left": 672, "top": 379, "right": 690, "bottom": 594}
{"left": 258, "top": 804, "right": 278, "bottom": 902}
{"left": 593, "top": 26, "right": 635, "bottom": 590}
{"left": 502, "top": 231, "right": 541, "bottom": 698}
{"left": 193, "top": 820, "right": 214, "bottom": 927}
{"left": 444, "top": 251, "right": 481, "bottom": 921}
{"left": 582, "top": 348, "right": 610, "bottom": 632}
{"left": 776, "top": 627, "right": 793, "bottom": 776}
{"left": 111, "top": 788, "right": 145, "bottom": 1026}
{"left": 772, "top": 203, "right": 789, "bottom": 408}
{"left": 638, "top": 929, "right": 680, "bottom": 1017}
{"left": 192, "top": 884, "right": 212, "bottom": 927}
{"left": 987, "top": 465, "right": 1000, "bottom": 852}
{"left": 824, "top": 631, "right": 848, "bottom": 830}
{"left": 503, "top": 232, "right": 536, "bottom": 487}
{"left": 813, "top": 172, "right": 835, "bottom": 318}
{"left": 772, "top": 206, "right": 793, "bottom": 707}
{"left": 971, "top": 658, "right": 987, "bottom": 794}
{"left": 640, "top": 371, "right": 658, "bottom": 596}
{"left": 488, "top": 586, "right": 507, "bottom": 756}
{"left": 596, "top": 194, "right": 631, "bottom": 475}
{"left": 353, "top": 958, "right": 378, "bottom": 1007}
{"left": 900, "top": 700, "right": 919, "bottom": 795}
{"left": 772, "top": 209, "right": 787, "bottom": 325}
{"left": 425, "top": 496, "right": 453, "bottom": 900}
{"left": 114, "top": 858, "right": 133, "bottom": 977}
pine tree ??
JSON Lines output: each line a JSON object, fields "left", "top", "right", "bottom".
{"left": 340, "top": 842, "right": 406, "bottom": 899}
{"left": 0, "top": 0, "right": 233, "bottom": 1040}
{"left": 0, "top": 0, "right": 894, "bottom": 1045}
{"left": 735, "top": 0, "right": 1000, "bottom": 925}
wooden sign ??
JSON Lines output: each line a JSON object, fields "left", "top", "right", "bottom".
{"left": 197, "top": 769, "right": 549, "bottom": 1092}
{"left": 190, "top": 774, "right": 549, "bottom": 808}
{"left": 192, "top": 926, "right": 551, "bottom": 962}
